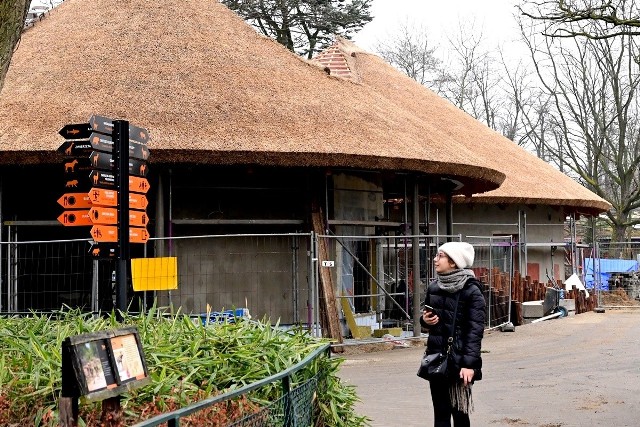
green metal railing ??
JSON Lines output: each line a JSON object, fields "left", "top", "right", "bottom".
{"left": 133, "top": 342, "right": 331, "bottom": 427}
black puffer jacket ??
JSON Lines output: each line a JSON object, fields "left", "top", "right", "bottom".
{"left": 420, "top": 277, "right": 486, "bottom": 379}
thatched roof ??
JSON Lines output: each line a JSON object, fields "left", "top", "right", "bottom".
{"left": 0, "top": 0, "right": 506, "bottom": 196}
{"left": 313, "top": 39, "right": 611, "bottom": 215}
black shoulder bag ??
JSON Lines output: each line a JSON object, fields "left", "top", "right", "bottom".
{"left": 417, "top": 291, "right": 460, "bottom": 381}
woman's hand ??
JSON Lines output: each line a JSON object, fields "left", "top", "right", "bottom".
{"left": 422, "top": 310, "right": 439, "bottom": 326}
{"left": 459, "top": 368, "right": 475, "bottom": 386}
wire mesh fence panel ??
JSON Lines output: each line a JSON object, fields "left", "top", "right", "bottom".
{"left": 591, "top": 241, "right": 640, "bottom": 309}
{"left": 466, "top": 236, "right": 513, "bottom": 328}
{"left": 210, "top": 378, "right": 317, "bottom": 427}
{"left": 227, "top": 397, "right": 284, "bottom": 427}
{"left": 149, "top": 234, "right": 313, "bottom": 325}
{"left": 0, "top": 238, "right": 106, "bottom": 314}
{"left": 319, "top": 234, "right": 511, "bottom": 333}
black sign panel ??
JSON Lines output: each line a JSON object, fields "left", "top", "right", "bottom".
{"left": 89, "top": 243, "right": 117, "bottom": 259}
{"left": 89, "top": 132, "right": 150, "bottom": 160}
{"left": 59, "top": 123, "right": 91, "bottom": 140}
{"left": 88, "top": 152, "right": 148, "bottom": 177}
{"left": 90, "top": 151, "right": 113, "bottom": 171}
{"left": 89, "top": 115, "right": 149, "bottom": 144}
{"left": 89, "top": 170, "right": 115, "bottom": 188}
{"left": 58, "top": 140, "right": 93, "bottom": 157}
{"left": 129, "top": 158, "right": 148, "bottom": 177}
{"left": 89, "top": 132, "right": 114, "bottom": 153}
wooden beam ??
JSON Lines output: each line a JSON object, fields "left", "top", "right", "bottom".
{"left": 311, "top": 208, "right": 344, "bottom": 348}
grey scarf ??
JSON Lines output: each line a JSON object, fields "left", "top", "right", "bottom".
{"left": 436, "top": 268, "right": 475, "bottom": 293}
{"left": 450, "top": 381, "right": 474, "bottom": 414}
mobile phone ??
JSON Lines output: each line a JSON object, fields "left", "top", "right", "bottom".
{"left": 423, "top": 304, "right": 435, "bottom": 312}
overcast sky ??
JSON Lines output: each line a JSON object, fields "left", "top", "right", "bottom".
{"left": 353, "top": 0, "right": 522, "bottom": 57}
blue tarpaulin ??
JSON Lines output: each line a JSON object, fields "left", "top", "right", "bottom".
{"left": 583, "top": 258, "right": 638, "bottom": 290}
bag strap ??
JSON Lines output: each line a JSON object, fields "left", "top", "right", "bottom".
{"left": 445, "top": 291, "right": 461, "bottom": 355}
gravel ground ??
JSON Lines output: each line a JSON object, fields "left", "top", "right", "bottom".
{"left": 337, "top": 309, "right": 640, "bottom": 426}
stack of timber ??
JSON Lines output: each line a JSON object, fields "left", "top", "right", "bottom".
{"left": 509, "top": 273, "right": 594, "bottom": 325}
{"left": 475, "top": 267, "right": 511, "bottom": 326}
{"left": 474, "top": 268, "right": 595, "bottom": 326}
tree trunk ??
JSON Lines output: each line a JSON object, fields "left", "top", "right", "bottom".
{"left": 0, "top": 0, "right": 30, "bottom": 92}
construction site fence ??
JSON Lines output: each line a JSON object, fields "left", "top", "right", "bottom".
{"left": 0, "top": 233, "right": 602, "bottom": 334}
{"left": 590, "top": 241, "right": 640, "bottom": 310}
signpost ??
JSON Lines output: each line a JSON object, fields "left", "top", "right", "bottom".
{"left": 57, "top": 115, "right": 150, "bottom": 315}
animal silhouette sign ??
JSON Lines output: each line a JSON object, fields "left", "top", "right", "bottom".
{"left": 90, "top": 115, "right": 149, "bottom": 144}
{"left": 87, "top": 151, "right": 148, "bottom": 176}
{"left": 58, "top": 123, "right": 92, "bottom": 140}
{"left": 89, "top": 132, "right": 150, "bottom": 160}
{"left": 57, "top": 140, "right": 92, "bottom": 157}
{"left": 88, "top": 243, "right": 117, "bottom": 259}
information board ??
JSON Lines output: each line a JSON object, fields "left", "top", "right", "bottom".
{"left": 62, "top": 327, "right": 150, "bottom": 402}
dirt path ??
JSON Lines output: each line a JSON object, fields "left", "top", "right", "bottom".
{"left": 337, "top": 310, "right": 640, "bottom": 426}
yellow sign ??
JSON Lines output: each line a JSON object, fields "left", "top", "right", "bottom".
{"left": 131, "top": 257, "right": 178, "bottom": 291}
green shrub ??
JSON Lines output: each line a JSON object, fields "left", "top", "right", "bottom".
{"left": 0, "top": 307, "right": 368, "bottom": 426}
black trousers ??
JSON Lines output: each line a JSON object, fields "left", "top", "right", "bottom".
{"left": 429, "top": 379, "right": 470, "bottom": 427}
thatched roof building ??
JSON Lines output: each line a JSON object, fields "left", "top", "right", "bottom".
{"left": 312, "top": 38, "right": 611, "bottom": 216}
{"left": 0, "top": 0, "right": 509, "bottom": 196}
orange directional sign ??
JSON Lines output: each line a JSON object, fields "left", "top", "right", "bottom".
{"left": 129, "top": 227, "right": 149, "bottom": 243}
{"left": 89, "top": 207, "right": 148, "bottom": 227}
{"left": 129, "top": 193, "right": 148, "bottom": 210}
{"left": 130, "top": 176, "right": 150, "bottom": 194}
{"left": 89, "top": 206, "right": 118, "bottom": 225}
{"left": 90, "top": 225, "right": 149, "bottom": 243}
{"left": 58, "top": 193, "right": 92, "bottom": 209}
{"left": 88, "top": 188, "right": 117, "bottom": 207}
{"left": 130, "top": 210, "right": 149, "bottom": 227}
{"left": 88, "top": 188, "right": 148, "bottom": 209}
{"left": 58, "top": 210, "right": 92, "bottom": 226}
{"left": 90, "top": 225, "right": 118, "bottom": 242}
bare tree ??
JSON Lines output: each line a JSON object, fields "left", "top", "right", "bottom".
{"left": 373, "top": 20, "right": 547, "bottom": 150}
{"left": 374, "top": 21, "right": 441, "bottom": 87}
{"left": 522, "top": 26, "right": 640, "bottom": 241}
{"left": 519, "top": 0, "right": 640, "bottom": 39}
{"left": 0, "top": 0, "right": 31, "bottom": 92}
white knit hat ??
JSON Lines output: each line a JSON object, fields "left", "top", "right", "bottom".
{"left": 438, "top": 242, "right": 475, "bottom": 269}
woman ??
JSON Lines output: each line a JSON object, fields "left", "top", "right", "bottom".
{"left": 420, "top": 241, "right": 486, "bottom": 427}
